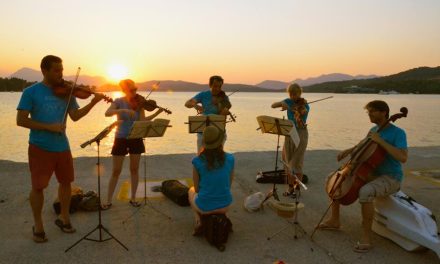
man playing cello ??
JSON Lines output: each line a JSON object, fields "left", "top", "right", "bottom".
{"left": 318, "top": 100, "right": 408, "bottom": 253}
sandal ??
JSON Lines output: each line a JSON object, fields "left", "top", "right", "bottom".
{"left": 32, "top": 226, "right": 48, "bottom": 243}
{"left": 101, "top": 203, "right": 112, "bottom": 210}
{"left": 55, "top": 218, "right": 76, "bottom": 233}
{"left": 353, "top": 241, "right": 373, "bottom": 253}
{"left": 129, "top": 200, "right": 141, "bottom": 207}
{"left": 317, "top": 223, "right": 340, "bottom": 231}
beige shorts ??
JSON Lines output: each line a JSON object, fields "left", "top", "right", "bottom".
{"left": 358, "top": 175, "right": 401, "bottom": 203}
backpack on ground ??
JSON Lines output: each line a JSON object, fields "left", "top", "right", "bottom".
{"left": 201, "top": 214, "right": 233, "bottom": 251}
{"left": 53, "top": 186, "right": 83, "bottom": 215}
{"left": 161, "top": 180, "right": 190, "bottom": 206}
{"left": 78, "top": 190, "right": 100, "bottom": 211}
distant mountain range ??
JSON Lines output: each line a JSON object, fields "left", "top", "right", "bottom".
{"left": 6, "top": 66, "right": 440, "bottom": 94}
{"left": 9, "top": 67, "right": 379, "bottom": 92}
{"left": 10, "top": 67, "right": 106, "bottom": 87}
{"left": 97, "top": 80, "right": 272, "bottom": 93}
{"left": 256, "top": 73, "right": 379, "bottom": 90}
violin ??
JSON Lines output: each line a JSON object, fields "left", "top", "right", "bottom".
{"left": 212, "top": 91, "right": 236, "bottom": 122}
{"left": 325, "top": 107, "right": 408, "bottom": 205}
{"left": 291, "top": 98, "right": 308, "bottom": 128}
{"left": 129, "top": 94, "right": 172, "bottom": 114}
{"left": 52, "top": 80, "right": 113, "bottom": 103}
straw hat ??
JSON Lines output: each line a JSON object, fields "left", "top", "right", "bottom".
{"left": 203, "top": 126, "right": 224, "bottom": 149}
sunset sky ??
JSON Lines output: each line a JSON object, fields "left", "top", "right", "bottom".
{"left": 1, "top": 0, "right": 439, "bottom": 84}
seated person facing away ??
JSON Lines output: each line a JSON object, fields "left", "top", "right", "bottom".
{"left": 188, "top": 125, "right": 234, "bottom": 235}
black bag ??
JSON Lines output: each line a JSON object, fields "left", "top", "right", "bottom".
{"left": 78, "top": 191, "right": 100, "bottom": 211}
{"left": 53, "top": 186, "right": 83, "bottom": 215}
{"left": 256, "top": 170, "right": 286, "bottom": 184}
{"left": 202, "top": 214, "right": 233, "bottom": 252}
{"left": 161, "top": 180, "right": 190, "bottom": 206}
{"left": 256, "top": 171, "right": 308, "bottom": 184}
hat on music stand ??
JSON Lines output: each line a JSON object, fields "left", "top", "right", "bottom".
{"left": 203, "top": 126, "right": 224, "bottom": 149}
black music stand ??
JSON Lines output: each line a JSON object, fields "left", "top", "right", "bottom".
{"left": 256, "top": 115, "right": 295, "bottom": 204}
{"left": 186, "top": 114, "right": 226, "bottom": 152}
{"left": 122, "top": 119, "right": 172, "bottom": 224}
{"left": 187, "top": 114, "right": 226, "bottom": 133}
{"left": 66, "top": 121, "right": 128, "bottom": 252}
{"left": 267, "top": 159, "right": 307, "bottom": 241}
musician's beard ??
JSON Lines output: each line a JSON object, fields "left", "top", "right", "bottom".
{"left": 48, "top": 77, "right": 63, "bottom": 87}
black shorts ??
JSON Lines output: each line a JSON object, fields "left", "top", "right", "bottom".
{"left": 111, "top": 138, "right": 145, "bottom": 156}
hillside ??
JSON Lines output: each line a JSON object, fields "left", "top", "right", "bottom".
{"left": 257, "top": 73, "right": 379, "bottom": 90}
{"left": 10, "top": 68, "right": 107, "bottom": 87}
{"left": 304, "top": 66, "right": 440, "bottom": 94}
{"left": 97, "top": 80, "right": 275, "bottom": 93}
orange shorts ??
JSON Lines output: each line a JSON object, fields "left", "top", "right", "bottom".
{"left": 28, "top": 144, "right": 74, "bottom": 190}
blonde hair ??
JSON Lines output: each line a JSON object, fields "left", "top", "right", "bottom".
{"left": 287, "top": 83, "right": 302, "bottom": 96}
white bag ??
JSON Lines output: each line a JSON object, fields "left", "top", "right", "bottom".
{"left": 243, "top": 192, "right": 265, "bottom": 212}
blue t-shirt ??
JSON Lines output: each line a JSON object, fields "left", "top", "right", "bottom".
{"left": 193, "top": 90, "right": 231, "bottom": 115}
{"left": 192, "top": 153, "right": 234, "bottom": 212}
{"left": 371, "top": 124, "right": 407, "bottom": 182}
{"left": 283, "top": 98, "right": 310, "bottom": 128}
{"left": 113, "top": 97, "right": 141, "bottom": 138}
{"left": 17, "top": 82, "right": 79, "bottom": 152}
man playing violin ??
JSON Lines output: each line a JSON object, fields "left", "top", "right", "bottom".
{"left": 319, "top": 100, "right": 407, "bottom": 253}
{"left": 271, "top": 83, "right": 310, "bottom": 196}
{"left": 184, "top": 75, "right": 232, "bottom": 152}
{"left": 102, "top": 79, "right": 163, "bottom": 209}
{"left": 16, "top": 55, "right": 105, "bottom": 242}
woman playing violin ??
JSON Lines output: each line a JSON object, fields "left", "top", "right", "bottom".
{"left": 271, "top": 83, "right": 310, "bottom": 196}
{"left": 318, "top": 100, "right": 408, "bottom": 253}
{"left": 102, "top": 79, "right": 164, "bottom": 209}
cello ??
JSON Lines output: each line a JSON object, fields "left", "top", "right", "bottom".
{"left": 325, "top": 107, "right": 408, "bottom": 205}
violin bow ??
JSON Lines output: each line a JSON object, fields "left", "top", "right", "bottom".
{"left": 61, "top": 67, "right": 81, "bottom": 125}
{"left": 279, "top": 96, "right": 333, "bottom": 113}
{"left": 145, "top": 81, "right": 160, "bottom": 99}
{"left": 227, "top": 90, "right": 238, "bottom": 97}
{"left": 307, "top": 96, "right": 333, "bottom": 104}
{"left": 225, "top": 91, "right": 237, "bottom": 122}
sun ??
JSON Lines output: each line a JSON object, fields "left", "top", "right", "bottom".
{"left": 107, "top": 64, "right": 128, "bottom": 82}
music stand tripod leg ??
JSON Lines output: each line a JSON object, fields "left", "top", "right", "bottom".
{"left": 122, "top": 124, "right": 172, "bottom": 225}
{"left": 292, "top": 189, "right": 306, "bottom": 239}
{"left": 263, "top": 119, "right": 285, "bottom": 203}
{"left": 66, "top": 139, "right": 128, "bottom": 252}
{"left": 267, "top": 189, "right": 306, "bottom": 241}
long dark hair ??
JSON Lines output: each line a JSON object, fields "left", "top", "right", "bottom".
{"left": 199, "top": 146, "right": 225, "bottom": 170}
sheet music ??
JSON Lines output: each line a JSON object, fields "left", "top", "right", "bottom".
{"left": 256, "top": 115, "right": 293, "bottom": 136}
{"left": 188, "top": 115, "right": 226, "bottom": 133}
{"left": 127, "top": 119, "right": 170, "bottom": 139}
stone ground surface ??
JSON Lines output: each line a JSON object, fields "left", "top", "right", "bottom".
{"left": 0, "top": 146, "right": 439, "bottom": 264}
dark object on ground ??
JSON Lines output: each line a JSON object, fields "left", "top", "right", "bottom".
{"left": 161, "top": 180, "right": 190, "bottom": 206}
{"left": 78, "top": 191, "right": 100, "bottom": 211}
{"left": 53, "top": 187, "right": 83, "bottom": 215}
{"left": 256, "top": 170, "right": 308, "bottom": 184}
{"left": 199, "top": 214, "right": 233, "bottom": 252}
